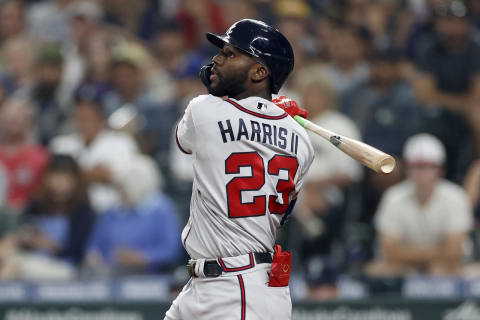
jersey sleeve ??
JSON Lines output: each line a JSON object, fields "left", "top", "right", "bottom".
{"left": 293, "top": 134, "right": 315, "bottom": 198}
{"left": 175, "top": 101, "right": 196, "bottom": 154}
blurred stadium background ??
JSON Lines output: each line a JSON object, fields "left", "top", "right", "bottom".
{"left": 0, "top": 0, "right": 480, "bottom": 319}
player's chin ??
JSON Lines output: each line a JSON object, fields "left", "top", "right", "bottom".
{"left": 207, "top": 83, "right": 226, "bottom": 97}
{"left": 209, "top": 77, "right": 219, "bottom": 88}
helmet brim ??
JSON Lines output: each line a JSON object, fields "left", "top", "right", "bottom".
{"left": 206, "top": 33, "right": 228, "bottom": 49}
{"left": 206, "top": 32, "right": 262, "bottom": 62}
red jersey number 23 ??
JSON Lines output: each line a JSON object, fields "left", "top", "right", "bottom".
{"left": 225, "top": 152, "right": 299, "bottom": 218}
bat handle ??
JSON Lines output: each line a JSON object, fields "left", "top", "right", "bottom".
{"left": 294, "top": 115, "right": 308, "bottom": 128}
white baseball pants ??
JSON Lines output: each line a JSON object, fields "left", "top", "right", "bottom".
{"left": 164, "top": 255, "right": 292, "bottom": 320}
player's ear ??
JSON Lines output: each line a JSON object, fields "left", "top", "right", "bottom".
{"left": 251, "top": 64, "right": 269, "bottom": 82}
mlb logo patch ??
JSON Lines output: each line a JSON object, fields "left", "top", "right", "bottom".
{"left": 257, "top": 102, "right": 267, "bottom": 112}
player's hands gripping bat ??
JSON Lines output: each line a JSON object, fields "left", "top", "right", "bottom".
{"left": 272, "top": 96, "right": 308, "bottom": 119}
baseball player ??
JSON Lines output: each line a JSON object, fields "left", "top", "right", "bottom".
{"left": 165, "top": 19, "right": 314, "bottom": 320}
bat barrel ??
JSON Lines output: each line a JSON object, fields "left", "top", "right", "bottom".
{"left": 294, "top": 115, "right": 397, "bottom": 175}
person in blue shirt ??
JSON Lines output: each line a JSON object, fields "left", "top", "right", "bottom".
{"left": 85, "top": 153, "right": 182, "bottom": 276}
{"left": 20, "top": 154, "right": 95, "bottom": 267}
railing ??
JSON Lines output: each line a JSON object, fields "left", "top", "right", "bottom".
{"left": 1, "top": 275, "right": 480, "bottom": 320}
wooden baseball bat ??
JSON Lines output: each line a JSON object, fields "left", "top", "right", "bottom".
{"left": 294, "top": 115, "right": 396, "bottom": 174}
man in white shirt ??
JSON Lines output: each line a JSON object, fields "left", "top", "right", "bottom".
{"left": 368, "top": 133, "right": 473, "bottom": 276}
{"left": 50, "top": 84, "right": 138, "bottom": 213}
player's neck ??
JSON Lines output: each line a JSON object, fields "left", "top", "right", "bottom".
{"left": 233, "top": 89, "right": 271, "bottom": 101}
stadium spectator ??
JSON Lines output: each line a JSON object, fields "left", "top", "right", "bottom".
{"left": 275, "top": 0, "right": 314, "bottom": 72}
{"left": 404, "top": 0, "right": 479, "bottom": 183}
{"left": 462, "top": 159, "right": 480, "bottom": 278}
{"left": 0, "top": 98, "right": 49, "bottom": 211}
{"left": 464, "top": 158, "right": 480, "bottom": 224}
{"left": 0, "top": 209, "right": 18, "bottom": 280}
{"left": 0, "top": 36, "right": 35, "bottom": 101}
{"left": 174, "top": 0, "right": 225, "bottom": 50}
{"left": 344, "top": 0, "right": 410, "bottom": 50}
{"left": 0, "top": 0, "right": 27, "bottom": 44}
{"left": 110, "top": 41, "right": 176, "bottom": 107}
{"left": 27, "top": 0, "right": 73, "bottom": 43}
{"left": 367, "top": 133, "right": 473, "bottom": 276}
{"left": 321, "top": 22, "right": 372, "bottom": 97}
{"left": 102, "top": 0, "right": 159, "bottom": 42}
{"left": 29, "top": 43, "right": 71, "bottom": 145}
{"left": 85, "top": 154, "right": 182, "bottom": 277}
{"left": 219, "top": 0, "right": 259, "bottom": 30}
{"left": 342, "top": 48, "right": 423, "bottom": 147}
{"left": 103, "top": 42, "right": 178, "bottom": 163}
{"left": 172, "top": 53, "right": 208, "bottom": 109}
{"left": 341, "top": 47, "right": 423, "bottom": 223}
{"left": 50, "top": 83, "right": 138, "bottom": 213}
{"left": 311, "top": 10, "right": 338, "bottom": 61}
{"left": 17, "top": 155, "right": 95, "bottom": 271}
{"left": 151, "top": 20, "right": 188, "bottom": 76}
{"left": 151, "top": 21, "right": 207, "bottom": 106}
{"left": 0, "top": 164, "right": 7, "bottom": 207}
{"left": 471, "top": 0, "right": 480, "bottom": 29}
{"left": 62, "top": 0, "right": 104, "bottom": 99}
{"left": 463, "top": 156, "right": 480, "bottom": 270}
{"left": 408, "top": 0, "right": 480, "bottom": 111}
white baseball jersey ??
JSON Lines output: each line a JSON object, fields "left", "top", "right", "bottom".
{"left": 176, "top": 94, "right": 314, "bottom": 259}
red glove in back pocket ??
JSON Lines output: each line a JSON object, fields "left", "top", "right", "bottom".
{"left": 268, "top": 245, "right": 292, "bottom": 287}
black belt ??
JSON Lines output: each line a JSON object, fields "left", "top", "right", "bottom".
{"left": 187, "top": 252, "right": 272, "bottom": 278}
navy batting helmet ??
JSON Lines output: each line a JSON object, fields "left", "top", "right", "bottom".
{"left": 206, "top": 19, "right": 294, "bottom": 94}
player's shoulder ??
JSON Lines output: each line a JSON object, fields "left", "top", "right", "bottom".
{"left": 187, "top": 94, "right": 224, "bottom": 108}
{"left": 185, "top": 95, "right": 227, "bottom": 121}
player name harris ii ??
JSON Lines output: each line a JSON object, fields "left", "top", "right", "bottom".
{"left": 218, "top": 118, "right": 299, "bottom": 155}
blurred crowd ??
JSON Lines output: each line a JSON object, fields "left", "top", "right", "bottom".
{"left": 1, "top": 0, "right": 480, "bottom": 301}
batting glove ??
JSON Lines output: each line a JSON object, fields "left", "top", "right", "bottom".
{"left": 272, "top": 96, "right": 308, "bottom": 119}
